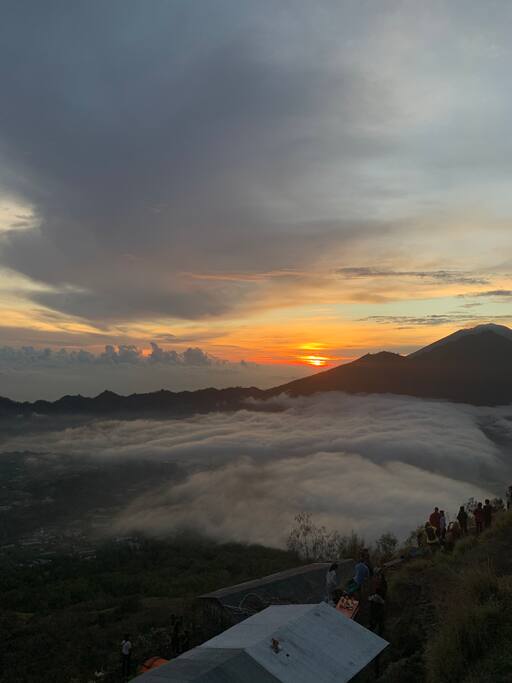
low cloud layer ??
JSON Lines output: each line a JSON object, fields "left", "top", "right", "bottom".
{"left": 0, "top": 342, "right": 307, "bottom": 401}
{"left": 0, "top": 342, "right": 218, "bottom": 369}
{"left": 3, "top": 393, "right": 511, "bottom": 546}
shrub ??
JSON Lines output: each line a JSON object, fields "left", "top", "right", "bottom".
{"left": 425, "top": 565, "right": 512, "bottom": 683}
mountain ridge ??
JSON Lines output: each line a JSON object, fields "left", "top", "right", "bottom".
{"left": 2, "top": 324, "right": 512, "bottom": 415}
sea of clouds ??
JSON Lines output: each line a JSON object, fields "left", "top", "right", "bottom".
{"left": 3, "top": 392, "right": 512, "bottom": 546}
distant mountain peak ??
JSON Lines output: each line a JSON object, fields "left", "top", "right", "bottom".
{"left": 460, "top": 322, "right": 512, "bottom": 336}
{"left": 409, "top": 323, "right": 512, "bottom": 359}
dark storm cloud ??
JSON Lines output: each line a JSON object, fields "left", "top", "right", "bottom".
{"left": 0, "top": 1, "right": 394, "bottom": 323}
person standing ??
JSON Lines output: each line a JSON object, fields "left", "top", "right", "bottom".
{"left": 474, "top": 503, "right": 484, "bottom": 534}
{"left": 369, "top": 569, "right": 388, "bottom": 636}
{"left": 352, "top": 553, "right": 370, "bottom": 597}
{"left": 429, "top": 507, "right": 441, "bottom": 534}
{"left": 439, "top": 510, "right": 447, "bottom": 540}
{"left": 121, "top": 635, "right": 132, "bottom": 679}
{"left": 361, "top": 548, "right": 374, "bottom": 577}
{"left": 457, "top": 506, "right": 468, "bottom": 535}
{"left": 483, "top": 499, "right": 493, "bottom": 529}
{"left": 325, "top": 563, "right": 339, "bottom": 605}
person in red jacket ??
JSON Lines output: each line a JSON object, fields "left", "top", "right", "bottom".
{"left": 429, "top": 507, "right": 441, "bottom": 533}
{"left": 474, "top": 502, "right": 484, "bottom": 534}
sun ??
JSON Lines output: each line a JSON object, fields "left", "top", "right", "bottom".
{"left": 301, "top": 355, "right": 329, "bottom": 367}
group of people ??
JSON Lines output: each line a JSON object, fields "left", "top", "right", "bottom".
{"left": 326, "top": 549, "right": 388, "bottom": 635}
{"left": 422, "top": 497, "right": 498, "bottom": 551}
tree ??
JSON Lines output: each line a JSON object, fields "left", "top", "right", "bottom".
{"left": 286, "top": 513, "right": 366, "bottom": 561}
{"left": 374, "top": 532, "right": 398, "bottom": 563}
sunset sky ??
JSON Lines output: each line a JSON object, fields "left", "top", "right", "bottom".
{"left": 1, "top": 1, "right": 512, "bottom": 397}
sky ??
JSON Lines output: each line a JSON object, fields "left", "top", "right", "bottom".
{"left": 3, "top": 392, "right": 509, "bottom": 544}
{"left": 1, "top": 1, "right": 512, "bottom": 397}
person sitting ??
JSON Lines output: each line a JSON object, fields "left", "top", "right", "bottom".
{"left": 424, "top": 522, "right": 439, "bottom": 552}
{"left": 451, "top": 520, "right": 461, "bottom": 541}
{"left": 444, "top": 521, "right": 460, "bottom": 551}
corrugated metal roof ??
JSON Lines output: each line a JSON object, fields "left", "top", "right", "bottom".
{"left": 132, "top": 603, "right": 388, "bottom": 683}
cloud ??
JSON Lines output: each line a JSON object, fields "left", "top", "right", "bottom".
{"left": 0, "top": 2, "right": 398, "bottom": 325}
{"left": 4, "top": 2, "right": 511, "bottom": 329}
{"left": 0, "top": 342, "right": 215, "bottom": 368}
{"left": 338, "top": 267, "right": 489, "bottom": 285}
{"left": 3, "top": 392, "right": 509, "bottom": 546}
{"left": 0, "top": 341, "right": 303, "bottom": 401}
{"left": 459, "top": 290, "right": 512, "bottom": 299}
{"left": 361, "top": 314, "right": 512, "bottom": 328}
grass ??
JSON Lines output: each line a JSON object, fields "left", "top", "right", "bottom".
{"left": 375, "top": 512, "right": 512, "bottom": 683}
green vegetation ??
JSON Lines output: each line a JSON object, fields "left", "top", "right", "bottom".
{"left": 0, "top": 535, "right": 299, "bottom": 682}
{"left": 373, "top": 510, "right": 512, "bottom": 683}
{"left": 4, "top": 509, "right": 512, "bottom": 682}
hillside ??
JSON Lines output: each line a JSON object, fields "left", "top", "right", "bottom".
{"left": 0, "top": 536, "right": 300, "bottom": 683}
{"left": 4, "top": 511, "right": 512, "bottom": 682}
{"left": 364, "top": 512, "right": 512, "bottom": 683}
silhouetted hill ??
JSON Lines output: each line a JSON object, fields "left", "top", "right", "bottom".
{"left": 2, "top": 324, "right": 512, "bottom": 415}
{"left": 0, "top": 386, "right": 267, "bottom": 418}
{"left": 272, "top": 324, "right": 512, "bottom": 405}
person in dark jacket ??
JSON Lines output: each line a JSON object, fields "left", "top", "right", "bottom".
{"left": 457, "top": 505, "right": 468, "bottom": 535}
{"left": 429, "top": 507, "right": 441, "bottom": 534}
{"left": 474, "top": 502, "right": 484, "bottom": 534}
{"left": 483, "top": 499, "right": 493, "bottom": 529}
{"left": 369, "top": 569, "right": 388, "bottom": 635}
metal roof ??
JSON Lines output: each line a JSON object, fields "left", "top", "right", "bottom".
{"left": 132, "top": 603, "right": 388, "bottom": 683}
{"left": 132, "top": 648, "right": 278, "bottom": 683}
{"left": 200, "top": 561, "right": 355, "bottom": 610}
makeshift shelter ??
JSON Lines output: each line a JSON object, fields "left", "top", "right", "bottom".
{"left": 132, "top": 602, "right": 388, "bottom": 682}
